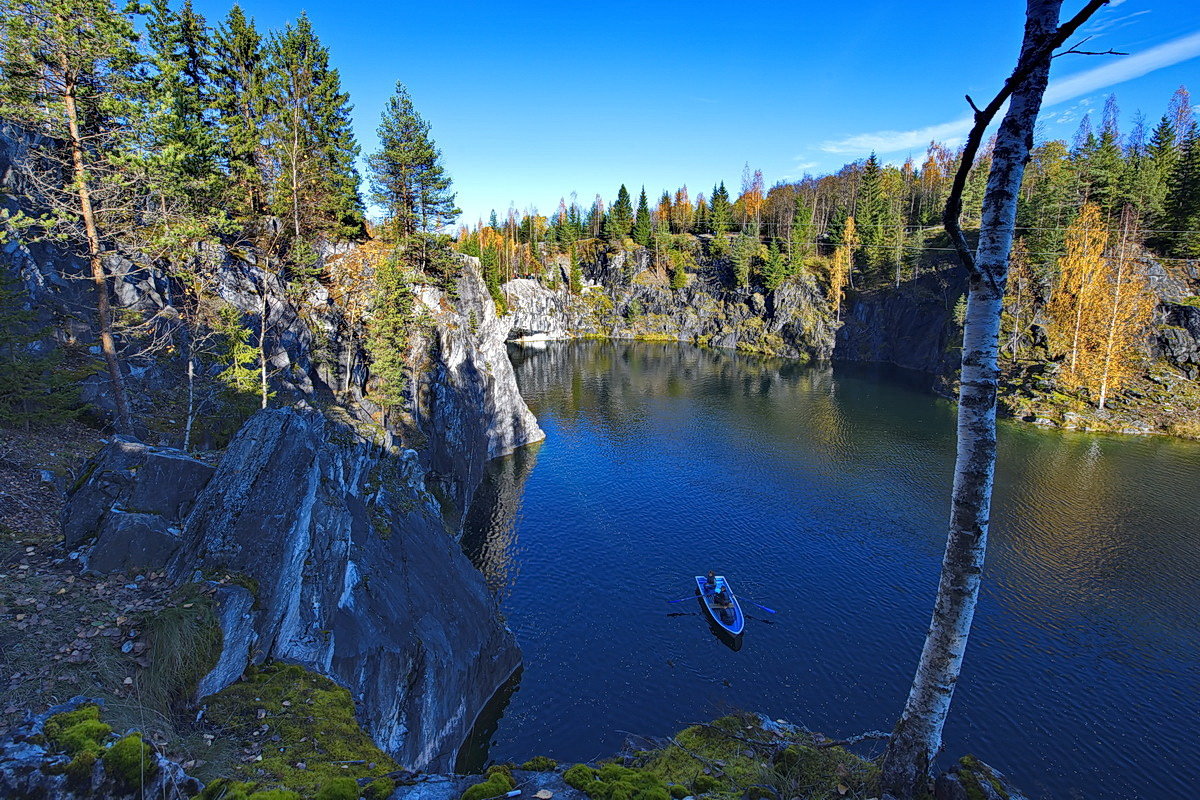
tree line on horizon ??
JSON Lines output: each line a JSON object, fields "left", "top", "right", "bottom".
{"left": 461, "top": 85, "right": 1198, "bottom": 293}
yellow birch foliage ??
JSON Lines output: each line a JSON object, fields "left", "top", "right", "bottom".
{"left": 1047, "top": 203, "right": 1107, "bottom": 387}
{"left": 1092, "top": 211, "right": 1157, "bottom": 409}
{"left": 1048, "top": 203, "right": 1156, "bottom": 407}
{"left": 829, "top": 215, "right": 856, "bottom": 321}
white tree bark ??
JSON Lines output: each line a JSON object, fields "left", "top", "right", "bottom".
{"left": 878, "top": 2, "right": 1111, "bottom": 796}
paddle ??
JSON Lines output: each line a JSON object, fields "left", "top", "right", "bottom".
{"left": 666, "top": 594, "right": 697, "bottom": 604}
{"left": 741, "top": 598, "right": 777, "bottom": 614}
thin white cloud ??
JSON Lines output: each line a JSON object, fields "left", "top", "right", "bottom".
{"left": 818, "top": 29, "right": 1200, "bottom": 156}
{"left": 1043, "top": 30, "right": 1200, "bottom": 106}
{"left": 819, "top": 117, "right": 971, "bottom": 154}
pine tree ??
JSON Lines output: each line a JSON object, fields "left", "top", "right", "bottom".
{"left": 605, "top": 185, "right": 633, "bottom": 240}
{"left": 0, "top": 0, "right": 140, "bottom": 432}
{"left": 1163, "top": 123, "right": 1200, "bottom": 257}
{"left": 140, "top": 0, "right": 220, "bottom": 210}
{"left": 709, "top": 182, "right": 733, "bottom": 235}
{"left": 212, "top": 4, "right": 268, "bottom": 219}
{"left": 632, "top": 187, "right": 653, "bottom": 246}
{"left": 265, "top": 13, "right": 363, "bottom": 243}
{"left": 369, "top": 81, "right": 458, "bottom": 242}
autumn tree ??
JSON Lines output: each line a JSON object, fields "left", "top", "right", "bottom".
{"left": 1049, "top": 203, "right": 1155, "bottom": 406}
{"left": 828, "top": 215, "right": 856, "bottom": 321}
{"left": 0, "top": 0, "right": 140, "bottom": 432}
{"left": 1047, "top": 202, "right": 1107, "bottom": 381}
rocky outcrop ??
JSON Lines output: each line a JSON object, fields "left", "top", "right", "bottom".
{"left": 1155, "top": 302, "right": 1200, "bottom": 379}
{"left": 60, "top": 438, "right": 214, "bottom": 573}
{"left": 164, "top": 407, "right": 520, "bottom": 771}
{"left": 500, "top": 264, "right": 836, "bottom": 362}
{"left": 834, "top": 270, "right": 968, "bottom": 377}
{"left": 415, "top": 260, "right": 545, "bottom": 530}
{"left": 0, "top": 697, "right": 200, "bottom": 800}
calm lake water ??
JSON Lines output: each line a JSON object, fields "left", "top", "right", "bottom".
{"left": 458, "top": 341, "right": 1200, "bottom": 800}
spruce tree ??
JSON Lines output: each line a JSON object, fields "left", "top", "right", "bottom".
{"left": 1164, "top": 123, "right": 1200, "bottom": 257}
{"left": 605, "top": 185, "right": 633, "bottom": 240}
{"left": 856, "top": 153, "right": 888, "bottom": 275}
{"left": 632, "top": 187, "right": 653, "bottom": 246}
{"left": 265, "top": 13, "right": 363, "bottom": 243}
{"left": 709, "top": 182, "right": 732, "bottom": 235}
{"left": 142, "top": 0, "right": 220, "bottom": 209}
{"left": 212, "top": 4, "right": 268, "bottom": 219}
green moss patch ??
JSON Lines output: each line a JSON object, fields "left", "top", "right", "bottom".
{"left": 203, "top": 662, "right": 399, "bottom": 795}
{"left": 632, "top": 715, "right": 877, "bottom": 800}
{"left": 102, "top": 733, "right": 159, "bottom": 789}
{"left": 461, "top": 770, "right": 514, "bottom": 800}
{"left": 520, "top": 756, "right": 558, "bottom": 771}
{"left": 45, "top": 704, "right": 111, "bottom": 757}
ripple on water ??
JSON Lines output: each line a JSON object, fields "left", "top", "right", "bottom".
{"left": 462, "top": 342, "right": 1200, "bottom": 799}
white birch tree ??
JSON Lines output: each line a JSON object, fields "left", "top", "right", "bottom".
{"left": 879, "top": 1, "right": 1112, "bottom": 796}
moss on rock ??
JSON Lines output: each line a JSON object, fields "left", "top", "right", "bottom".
{"left": 460, "top": 770, "right": 514, "bottom": 800}
{"left": 203, "top": 662, "right": 399, "bottom": 795}
{"left": 102, "top": 733, "right": 158, "bottom": 788}
{"left": 316, "top": 776, "right": 362, "bottom": 800}
{"left": 520, "top": 756, "right": 558, "bottom": 771}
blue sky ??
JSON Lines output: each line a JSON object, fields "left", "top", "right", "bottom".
{"left": 190, "top": 0, "right": 1200, "bottom": 225}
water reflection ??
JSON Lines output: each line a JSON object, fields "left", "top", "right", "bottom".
{"left": 464, "top": 341, "right": 1200, "bottom": 799}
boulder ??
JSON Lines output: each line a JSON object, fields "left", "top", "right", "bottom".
{"left": 61, "top": 438, "right": 214, "bottom": 572}
{"left": 169, "top": 407, "right": 522, "bottom": 771}
{"left": 934, "top": 756, "right": 1030, "bottom": 800}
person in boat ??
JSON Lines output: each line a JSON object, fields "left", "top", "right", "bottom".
{"left": 704, "top": 571, "right": 718, "bottom": 596}
{"left": 713, "top": 584, "right": 734, "bottom": 623}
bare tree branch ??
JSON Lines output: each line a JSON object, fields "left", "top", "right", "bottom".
{"left": 945, "top": 0, "right": 1113, "bottom": 286}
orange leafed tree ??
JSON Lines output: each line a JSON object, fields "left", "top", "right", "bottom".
{"left": 829, "top": 215, "right": 857, "bottom": 321}
{"left": 1048, "top": 202, "right": 1107, "bottom": 383}
{"left": 1047, "top": 202, "right": 1155, "bottom": 408}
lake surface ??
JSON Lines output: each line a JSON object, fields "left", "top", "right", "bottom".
{"left": 458, "top": 341, "right": 1200, "bottom": 800}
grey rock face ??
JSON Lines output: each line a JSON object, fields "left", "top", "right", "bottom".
{"left": 60, "top": 438, "right": 214, "bottom": 572}
{"left": 1155, "top": 302, "right": 1200, "bottom": 379}
{"left": 499, "top": 266, "right": 836, "bottom": 362}
{"left": 0, "top": 697, "right": 201, "bottom": 800}
{"left": 170, "top": 408, "right": 521, "bottom": 770}
{"left": 195, "top": 585, "right": 258, "bottom": 699}
{"left": 415, "top": 260, "right": 545, "bottom": 529}
{"left": 834, "top": 270, "right": 968, "bottom": 377}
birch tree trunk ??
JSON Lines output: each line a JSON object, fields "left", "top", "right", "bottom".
{"left": 878, "top": 1, "right": 1113, "bottom": 796}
